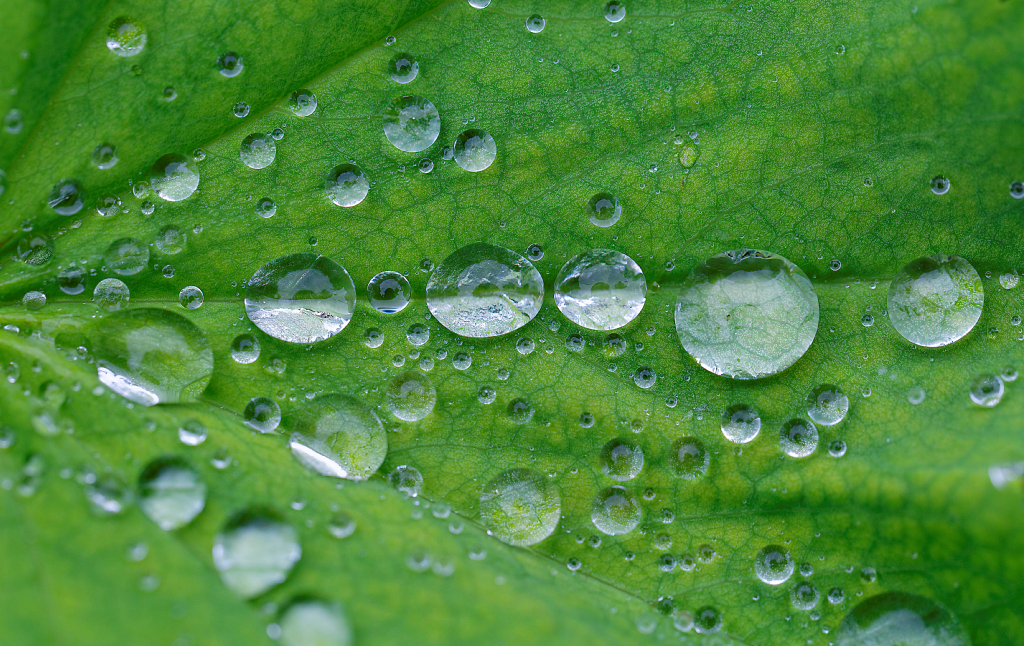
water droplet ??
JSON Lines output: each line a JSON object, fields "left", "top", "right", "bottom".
{"left": 366, "top": 271, "right": 411, "bottom": 313}
{"left": 694, "top": 607, "right": 722, "bottom": 634}
{"left": 154, "top": 225, "right": 186, "bottom": 254}
{"left": 288, "top": 394, "right": 386, "bottom": 480}
{"left": 3, "top": 109, "right": 22, "bottom": 134}
{"left": 600, "top": 439, "right": 643, "bottom": 481}
{"left": 675, "top": 249, "right": 819, "bottom": 379}
{"left": 49, "top": 179, "right": 84, "bottom": 215}
{"left": 930, "top": 175, "right": 950, "bottom": 195}
{"left": 22, "top": 291, "right": 46, "bottom": 310}
{"left": 231, "top": 334, "right": 261, "bottom": 364}
{"left": 969, "top": 374, "right": 1004, "bottom": 407}
{"left": 325, "top": 164, "right": 369, "bottom": 207}
{"left": 364, "top": 328, "right": 384, "bottom": 348}
{"left": 138, "top": 457, "right": 206, "bottom": 530}
{"left": 92, "top": 143, "right": 118, "bottom": 170}
{"left": 554, "top": 249, "right": 646, "bottom": 330}
{"left": 233, "top": 102, "right": 250, "bottom": 118}
{"left": 633, "top": 366, "right": 656, "bottom": 389}
{"left": 479, "top": 468, "right": 560, "bottom": 546}
{"left": 1010, "top": 181, "right": 1024, "bottom": 199}
{"left": 525, "top": 14, "right": 545, "bottom": 32}
{"left": 91, "top": 309, "right": 212, "bottom": 405}
{"left": 387, "top": 371, "right": 436, "bottom": 421}
{"left": 388, "top": 465, "right": 423, "bottom": 497}
{"left": 516, "top": 337, "right": 535, "bottom": 355}
{"left": 605, "top": 1, "right": 626, "bottom": 23}
{"left": 382, "top": 95, "right": 440, "bottom": 152}
{"left": 389, "top": 53, "right": 419, "bottom": 83}
{"left": 213, "top": 510, "right": 300, "bottom": 598}
{"left": 828, "top": 587, "right": 845, "bottom": 604}
{"left": 16, "top": 233, "right": 53, "bottom": 266}
{"left": 507, "top": 398, "right": 533, "bottom": 424}
{"left": 780, "top": 419, "right": 818, "bottom": 457}
{"left": 887, "top": 255, "right": 983, "bottom": 347}
{"left": 791, "top": 582, "right": 820, "bottom": 610}
{"left": 103, "top": 237, "right": 148, "bottom": 275}
{"left": 328, "top": 513, "right": 356, "bottom": 539}
{"left": 591, "top": 485, "right": 640, "bottom": 535}
{"left": 240, "top": 133, "right": 276, "bottom": 169}
{"left": 178, "top": 420, "right": 207, "bottom": 446}
{"left": 830, "top": 259, "right": 842, "bottom": 271}
{"left": 257, "top": 197, "right": 277, "bottom": 218}
{"left": 244, "top": 397, "right": 281, "bottom": 433}
{"left": 417, "top": 158, "right": 434, "bottom": 173}
{"left": 245, "top": 253, "right": 355, "bottom": 343}
{"left": 477, "top": 385, "right": 496, "bottom": 404}
{"left": 468, "top": 0, "right": 490, "bottom": 7}
{"left": 57, "top": 266, "right": 85, "bottom": 295}
{"left": 426, "top": 243, "right": 543, "bottom": 337}
{"left": 217, "top": 52, "right": 243, "bottom": 78}
{"left": 163, "top": 86, "right": 177, "bottom": 101}
{"left": 907, "top": 385, "right": 926, "bottom": 405}
{"left": 583, "top": 193, "right": 621, "bottom": 228}
{"left": 277, "top": 600, "right": 351, "bottom": 646}
{"left": 721, "top": 403, "right": 760, "bottom": 443}
{"left": 828, "top": 440, "right": 847, "bottom": 457}
{"left": 106, "top": 17, "right": 146, "bottom": 57}
{"left": 192, "top": 148, "right": 206, "bottom": 161}
{"left": 178, "top": 286, "right": 204, "bottom": 309}
{"left": 85, "top": 476, "right": 132, "bottom": 515}
{"left": 93, "top": 278, "right": 129, "bottom": 311}
{"left": 835, "top": 592, "right": 967, "bottom": 645}
{"left": 288, "top": 90, "right": 317, "bottom": 116}
{"left": 673, "top": 437, "right": 709, "bottom": 479}
{"left": 150, "top": 153, "right": 200, "bottom": 202}
{"left": 862, "top": 313, "right": 874, "bottom": 327}
{"left": 755, "top": 545, "right": 794, "bottom": 585}
{"left": 806, "top": 384, "right": 849, "bottom": 425}
{"left": 453, "top": 129, "right": 497, "bottom": 172}
{"left": 999, "top": 269, "right": 1019, "bottom": 290}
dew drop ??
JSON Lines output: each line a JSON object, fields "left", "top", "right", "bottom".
{"left": 754, "top": 545, "right": 794, "bottom": 585}
{"left": 213, "top": 510, "right": 300, "bottom": 598}
{"left": 217, "top": 52, "right": 244, "bottom": 78}
{"left": 93, "top": 278, "right": 129, "bottom": 311}
{"left": 288, "top": 90, "right": 317, "bottom": 117}
{"left": 389, "top": 53, "right": 419, "bottom": 83}
{"left": 806, "top": 384, "right": 849, "bottom": 425}
{"left": 92, "top": 143, "right": 118, "bottom": 170}
{"left": 694, "top": 607, "right": 722, "bottom": 634}
{"left": 591, "top": 485, "right": 641, "bottom": 535}
{"left": 587, "top": 192, "right": 621, "bottom": 227}
{"left": 604, "top": 1, "right": 626, "bottom": 23}
{"left": 673, "top": 437, "right": 709, "bottom": 479}
{"left": 138, "top": 457, "right": 206, "bottom": 530}
{"left": 325, "top": 164, "right": 369, "bottom": 207}
{"left": 277, "top": 600, "right": 351, "bottom": 646}
{"left": 388, "top": 465, "right": 423, "bottom": 497}
{"left": 554, "top": 249, "right": 646, "bottom": 330}
{"left": 49, "top": 178, "right": 84, "bottom": 215}
{"left": 507, "top": 398, "right": 534, "bottom": 424}
{"left": 600, "top": 439, "right": 644, "bottom": 481}
{"left": 104, "top": 237, "right": 149, "bottom": 275}
{"left": 525, "top": 14, "right": 545, "bottom": 32}
{"left": 387, "top": 371, "right": 436, "bottom": 421}
{"left": 969, "top": 374, "right": 1004, "bottom": 407}
{"left": 780, "top": 419, "right": 818, "bottom": 457}
{"left": 106, "top": 17, "right": 146, "bottom": 57}
{"left": 244, "top": 397, "right": 281, "bottom": 433}
{"left": 288, "top": 394, "right": 386, "bottom": 480}
{"left": 231, "top": 334, "right": 261, "bottom": 364}
{"left": 367, "top": 271, "right": 411, "bottom": 313}
{"left": 835, "top": 592, "right": 967, "bottom": 646}
{"left": 453, "top": 129, "right": 497, "bottom": 172}
{"left": 479, "top": 468, "right": 560, "bottom": 546}
{"left": 383, "top": 95, "right": 440, "bottom": 152}
{"left": 887, "top": 255, "right": 983, "bottom": 347}
{"left": 930, "top": 175, "right": 950, "bottom": 195}
{"left": 240, "top": 133, "right": 276, "bottom": 169}
{"left": 150, "top": 153, "right": 200, "bottom": 202}
{"left": 257, "top": 197, "right": 277, "bottom": 218}
{"left": 721, "top": 403, "right": 760, "bottom": 443}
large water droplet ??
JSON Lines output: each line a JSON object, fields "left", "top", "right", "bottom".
{"left": 93, "top": 278, "right": 129, "bottom": 311}
{"left": 507, "top": 398, "right": 534, "bottom": 424}
{"left": 58, "top": 266, "right": 86, "bottom": 295}
{"left": 104, "top": 237, "right": 149, "bottom": 275}
{"left": 90, "top": 309, "right": 213, "bottom": 406}
{"left": 694, "top": 607, "right": 722, "bottom": 634}
{"left": 754, "top": 545, "right": 794, "bottom": 585}
{"left": 479, "top": 468, "right": 561, "bottom": 546}
{"left": 17, "top": 233, "right": 54, "bottom": 266}
{"left": 426, "top": 243, "right": 543, "bottom": 337}
{"left": 834, "top": 592, "right": 969, "bottom": 646}
{"left": 288, "top": 394, "right": 387, "bottom": 480}
{"left": 106, "top": 17, "right": 146, "bottom": 57}
{"left": 138, "top": 457, "right": 207, "bottom": 530}
{"left": 213, "top": 510, "right": 301, "bottom": 598}
{"left": 591, "top": 485, "right": 641, "bottom": 535}
{"left": 325, "top": 164, "right": 369, "bottom": 207}
{"left": 278, "top": 600, "right": 352, "bottom": 646}
{"left": 245, "top": 253, "right": 356, "bottom": 343}
{"left": 780, "top": 419, "right": 818, "bottom": 457}
{"left": 721, "top": 403, "right": 760, "bottom": 443}
{"left": 92, "top": 143, "right": 118, "bottom": 169}
{"left": 673, "top": 437, "right": 709, "bottom": 479}
{"left": 150, "top": 154, "right": 200, "bottom": 202}
{"left": 179, "top": 285, "right": 204, "bottom": 309}
{"left": 453, "top": 129, "right": 496, "bottom": 172}
{"left": 600, "top": 439, "right": 644, "bottom": 481}
{"left": 240, "top": 133, "right": 276, "bottom": 169}
{"left": 554, "top": 249, "right": 646, "bottom": 330}
{"left": 675, "top": 249, "right": 819, "bottom": 379}
{"left": 49, "top": 179, "right": 84, "bottom": 215}
{"left": 388, "top": 464, "right": 423, "bottom": 497}
{"left": 887, "top": 255, "right": 983, "bottom": 347}
{"left": 791, "top": 582, "right": 820, "bottom": 610}
{"left": 383, "top": 95, "right": 440, "bottom": 152}
{"left": 367, "top": 271, "right": 411, "bottom": 313}
{"left": 386, "top": 371, "right": 436, "bottom": 421}
{"left": 806, "top": 384, "right": 849, "bottom": 426}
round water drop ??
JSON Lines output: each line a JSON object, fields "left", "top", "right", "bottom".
{"left": 288, "top": 394, "right": 386, "bottom": 480}
{"left": 426, "top": 242, "right": 543, "bottom": 337}
{"left": 96, "top": 194, "right": 121, "bottom": 217}
{"left": 600, "top": 439, "right": 644, "bottom": 481}
{"left": 2, "top": 110, "right": 21, "bottom": 134}
{"left": 907, "top": 385, "right": 926, "bottom": 405}
{"left": 387, "top": 371, "right": 436, "bottom": 421}
{"left": 178, "top": 420, "right": 207, "bottom": 446}
{"left": 278, "top": 600, "right": 352, "bottom": 646}
{"left": 93, "top": 278, "right": 129, "bottom": 311}
{"left": 605, "top": 1, "right": 626, "bottom": 22}
{"left": 288, "top": 90, "right": 317, "bottom": 116}
{"left": 49, "top": 179, "right": 84, "bottom": 215}
{"left": 233, "top": 102, "right": 250, "bottom": 118}
{"left": 587, "top": 192, "right": 621, "bottom": 227}
{"left": 479, "top": 468, "right": 560, "bottom": 546}
{"left": 90, "top": 309, "right": 212, "bottom": 406}
{"left": 240, "top": 133, "right": 276, "bottom": 169}
{"left": 17, "top": 234, "right": 53, "bottom": 266}
{"left": 231, "top": 334, "right": 260, "bottom": 364}
{"left": 155, "top": 225, "right": 186, "bottom": 254}
{"left": 389, "top": 53, "right": 419, "bottom": 83}
{"left": 453, "top": 129, "right": 496, "bottom": 172}
{"left": 806, "top": 384, "right": 849, "bottom": 426}
{"left": 104, "top": 237, "right": 149, "bottom": 276}
{"left": 325, "top": 164, "right": 369, "bottom": 207}
{"left": 999, "top": 270, "right": 1019, "bottom": 290}
{"left": 418, "top": 158, "right": 433, "bottom": 173}
{"left": 150, "top": 153, "right": 200, "bottom": 202}
{"left": 693, "top": 607, "right": 722, "bottom": 634}
{"left": 178, "top": 285, "right": 204, "bottom": 309}
{"left": 213, "top": 511, "right": 300, "bottom": 598}
{"left": 106, "top": 17, "right": 146, "bottom": 57}
{"left": 217, "top": 52, "right": 243, "bottom": 77}
{"left": 367, "top": 271, "right": 410, "bottom": 313}
{"left": 829, "top": 440, "right": 847, "bottom": 457}
{"left": 1011, "top": 181, "right": 1024, "bottom": 199}
{"left": 23, "top": 291, "right": 45, "bottom": 310}
{"left": 507, "top": 398, "right": 533, "bottom": 424}
{"left": 675, "top": 249, "right": 819, "bottom": 379}
{"left": 721, "top": 403, "right": 760, "bottom": 443}
{"left": 633, "top": 366, "right": 656, "bottom": 389}
{"left": 58, "top": 266, "right": 86, "bottom": 295}
{"left": 138, "top": 457, "right": 207, "bottom": 531}
{"left": 554, "top": 249, "right": 646, "bottom": 330}
{"left": 388, "top": 465, "right": 423, "bottom": 497}
{"left": 887, "top": 255, "right": 983, "bottom": 347}
{"left": 591, "top": 485, "right": 641, "bottom": 535}
{"left": 92, "top": 143, "right": 118, "bottom": 170}
{"left": 834, "top": 592, "right": 969, "bottom": 646}
{"left": 245, "top": 253, "right": 356, "bottom": 343}
{"left": 244, "top": 397, "right": 281, "bottom": 433}
{"left": 383, "top": 95, "right": 440, "bottom": 152}
{"left": 754, "top": 545, "right": 794, "bottom": 585}
{"left": 364, "top": 328, "right": 383, "bottom": 348}
{"left": 516, "top": 337, "right": 535, "bottom": 355}
{"left": 468, "top": 0, "right": 490, "bottom": 7}
{"left": 673, "top": 437, "right": 709, "bottom": 479}
{"left": 792, "top": 582, "right": 820, "bottom": 610}
{"left": 526, "top": 14, "right": 545, "bottom": 32}
{"left": 257, "top": 198, "right": 277, "bottom": 218}
{"left": 969, "top": 374, "right": 1003, "bottom": 407}
{"left": 780, "top": 419, "right": 818, "bottom": 458}
{"left": 930, "top": 175, "right": 950, "bottom": 195}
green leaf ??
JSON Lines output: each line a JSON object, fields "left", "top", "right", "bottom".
{"left": 2, "top": 0, "right": 1023, "bottom": 643}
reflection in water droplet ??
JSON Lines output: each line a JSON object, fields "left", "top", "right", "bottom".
{"left": 178, "top": 420, "right": 207, "bottom": 446}
{"left": 387, "top": 371, "right": 436, "bottom": 421}
{"left": 453, "top": 129, "right": 497, "bottom": 172}
{"left": 231, "top": 334, "right": 261, "bottom": 364}
{"left": 694, "top": 607, "right": 722, "bottom": 634}
{"left": 969, "top": 374, "right": 1004, "bottom": 407}
{"left": 155, "top": 225, "right": 186, "bottom": 254}
{"left": 92, "top": 143, "right": 118, "bottom": 170}
{"left": 213, "top": 510, "right": 300, "bottom": 598}
{"left": 138, "top": 457, "right": 206, "bottom": 530}
{"left": 93, "top": 278, "right": 129, "bottom": 311}
{"left": 525, "top": 14, "right": 545, "bottom": 32}
{"left": 834, "top": 592, "right": 968, "bottom": 646}
{"left": 49, "top": 179, "right": 84, "bottom": 215}
{"left": 383, "top": 95, "right": 440, "bottom": 152}
{"left": 325, "top": 164, "right": 369, "bottom": 207}
{"left": 96, "top": 194, "right": 121, "bottom": 217}
{"left": 388, "top": 464, "right": 423, "bottom": 497}
{"left": 178, "top": 286, "right": 204, "bottom": 309}
{"left": 806, "top": 384, "right": 849, "bottom": 426}
{"left": 507, "top": 398, "right": 533, "bottom": 424}
{"left": 426, "top": 243, "right": 543, "bottom": 337}
{"left": 673, "top": 437, "right": 709, "bottom": 479}
{"left": 675, "top": 249, "right": 818, "bottom": 379}
{"left": 106, "top": 17, "right": 147, "bottom": 57}
{"left": 278, "top": 600, "right": 352, "bottom": 646}
{"left": 90, "top": 308, "right": 212, "bottom": 406}
{"left": 633, "top": 366, "right": 656, "bottom": 389}
{"left": 245, "top": 253, "right": 356, "bottom": 343}
{"left": 554, "top": 249, "right": 646, "bottom": 330}
{"left": 58, "top": 266, "right": 86, "bottom": 295}
{"left": 150, "top": 153, "right": 200, "bottom": 202}
{"left": 288, "top": 90, "right": 317, "bottom": 117}
{"left": 930, "top": 175, "right": 950, "bottom": 195}
{"left": 468, "top": 0, "right": 490, "bottom": 7}
{"left": 591, "top": 485, "right": 641, "bottom": 535}
{"left": 104, "top": 237, "right": 149, "bottom": 275}
{"left": 389, "top": 53, "right": 419, "bottom": 83}
{"left": 587, "top": 192, "right": 621, "bottom": 227}
{"left": 479, "top": 468, "right": 561, "bottom": 546}
{"left": 792, "top": 582, "right": 820, "bottom": 610}
{"left": 17, "top": 234, "right": 53, "bottom": 266}
{"left": 887, "top": 255, "right": 983, "bottom": 347}
{"left": 754, "top": 545, "right": 794, "bottom": 585}
{"left": 780, "top": 419, "right": 818, "bottom": 457}
{"left": 217, "top": 52, "right": 243, "bottom": 78}
{"left": 244, "top": 397, "right": 281, "bottom": 433}
{"left": 721, "top": 403, "right": 760, "bottom": 443}
{"left": 240, "top": 133, "right": 276, "bottom": 169}
{"left": 600, "top": 439, "right": 644, "bottom": 481}
{"left": 367, "top": 271, "right": 411, "bottom": 313}
{"left": 257, "top": 197, "right": 277, "bottom": 218}
{"left": 288, "top": 394, "right": 386, "bottom": 480}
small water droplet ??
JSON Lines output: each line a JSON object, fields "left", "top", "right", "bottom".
{"left": 217, "top": 52, "right": 244, "bottom": 78}
{"left": 780, "top": 419, "right": 818, "bottom": 457}
{"left": 453, "top": 129, "right": 496, "bottom": 172}
{"left": 244, "top": 397, "right": 281, "bottom": 433}
{"left": 106, "top": 17, "right": 147, "bottom": 57}
{"left": 288, "top": 90, "right": 317, "bottom": 116}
